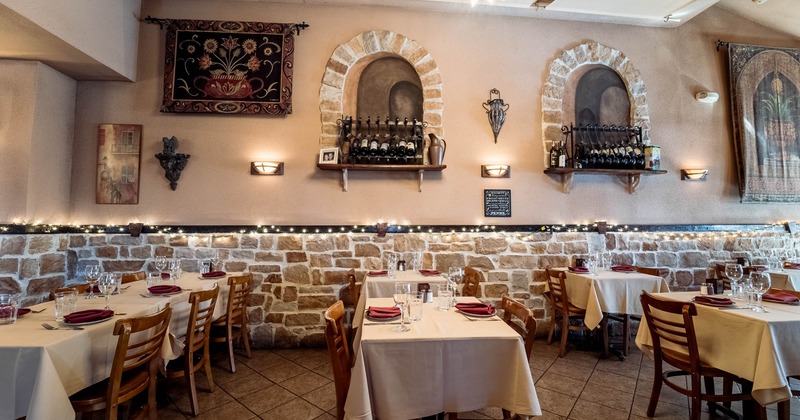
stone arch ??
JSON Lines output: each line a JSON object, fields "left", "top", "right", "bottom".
{"left": 541, "top": 42, "right": 650, "bottom": 158}
{"left": 319, "top": 31, "right": 444, "bottom": 161}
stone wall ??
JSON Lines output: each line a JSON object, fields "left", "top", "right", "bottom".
{"left": 0, "top": 229, "right": 796, "bottom": 347}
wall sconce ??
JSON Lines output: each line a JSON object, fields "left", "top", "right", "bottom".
{"left": 695, "top": 92, "right": 719, "bottom": 103}
{"left": 481, "top": 164, "right": 510, "bottom": 178}
{"left": 681, "top": 169, "right": 708, "bottom": 181}
{"left": 155, "top": 136, "right": 190, "bottom": 191}
{"left": 482, "top": 88, "right": 509, "bottom": 143}
{"left": 250, "top": 161, "right": 284, "bottom": 175}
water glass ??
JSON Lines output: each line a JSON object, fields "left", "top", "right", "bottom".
{"left": 111, "top": 273, "right": 122, "bottom": 294}
{"left": 0, "top": 294, "right": 18, "bottom": 325}
{"left": 54, "top": 292, "right": 71, "bottom": 321}
{"left": 154, "top": 256, "right": 167, "bottom": 274}
{"left": 437, "top": 284, "right": 453, "bottom": 311}
{"left": 601, "top": 253, "right": 612, "bottom": 271}
{"left": 408, "top": 291, "right": 424, "bottom": 322}
{"left": 387, "top": 253, "right": 398, "bottom": 278}
{"left": 147, "top": 271, "right": 161, "bottom": 287}
{"left": 750, "top": 272, "right": 771, "bottom": 313}
{"left": 199, "top": 260, "right": 211, "bottom": 275}
{"left": 411, "top": 251, "right": 423, "bottom": 272}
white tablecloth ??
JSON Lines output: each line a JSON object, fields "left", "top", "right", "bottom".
{"left": 635, "top": 291, "right": 800, "bottom": 406}
{"left": 345, "top": 297, "right": 541, "bottom": 420}
{"left": 564, "top": 270, "right": 670, "bottom": 329}
{"left": 353, "top": 270, "right": 448, "bottom": 326}
{"left": 766, "top": 269, "right": 800, "bottom": 291}
{"left": 0, "top": 272, "right": 233, "bottom": 420}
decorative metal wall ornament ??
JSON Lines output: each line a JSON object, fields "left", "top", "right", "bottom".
{"left": 482, "top": 88, "right": 510, "bottom": 143}
{"left": 155, "top": 136, "right": 190, "bottom": 190}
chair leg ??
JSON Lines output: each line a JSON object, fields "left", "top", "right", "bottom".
{"left": 690, "top": 373, "right": 702, "bottom": 420}
{"left": 203, "top": 346, "right": 215, "bottom": 393}
{"left": 559, "top": 314, "right": 569, "bottom": 357}
{"left": 546, "top": 315, "right": 556, "bottom": 345}
{"left": 241, "top": 323, "right": 251, "bottom": 358}
{"left": 600, "top": 315, "right": 610, "bottom": 358}
{"left": 646, "top": 362, "right": 663, "bottom": 417}
{"left": 722, "top": 377, "right": 732, "bottom": 409}
{"left": 622, "top": 315, "right": 630, "bottom": 356}
{"left": 703, "top": 376, "right": 716, "bottom": 414}
{"left": 187, "top": 364, "right": 200, "bottom": 416}
{"left": 501, "top": 408, "right": 512, "bottom": 419}
{"left": 777, "top": 400, "right": 791, "bottom": 420}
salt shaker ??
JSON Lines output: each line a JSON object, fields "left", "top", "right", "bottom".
{"left": 397, "top": 260, "right": 406, "bottom": 271}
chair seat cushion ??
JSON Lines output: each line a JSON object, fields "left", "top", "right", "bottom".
{"left": 70, "top": 369, "right": 150, "bottom": 409}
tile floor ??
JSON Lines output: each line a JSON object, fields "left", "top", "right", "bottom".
{"left": 155, "top": 341, "right": 800, "bottom": 419}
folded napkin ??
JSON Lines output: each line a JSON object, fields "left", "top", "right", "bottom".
{"left": 202, "top": 271, "right": 226, "bottom": 278}
{"left": 419, "top": 269, "right": 440, "bottom": 276}
{"left": 160, "top": 272, "right": 171, "bottom": 279}
{"left": 762, "top": 292, "right": 800, "bottom": 304}
{"left": 16, "top": 308, "right": 30, "bottom": 316}
{"left": 148, "top": 285, "right": 182, "bottom": 294}
{"left": 750, "top": 265, "right": 768, "bottom": 271}
{"left": 368, "top": 270, "right": 388, "bottom": 276}
{"left": 694, "top": 295, "right": 734, "bottom": 306}
{"left": 568, "top": 266, "right": 589, "bottom": 273}
{"left": 611, "top": 265, "right": 635, "bottom": 272}
{"left": 784, "top": 263, "right": 800, "bottom": 270}
{"left": 455, "top": 302, "right": 496, "bottom": 315}
{"left": 64, "top": 309, "right": 114, "bottom": 324}
{"left": 366, "top": 306, "right": 401, "bottom": 318}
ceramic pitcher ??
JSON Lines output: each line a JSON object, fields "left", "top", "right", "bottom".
{"left": 428, "top": 133, "right": 446, "bottom": 165}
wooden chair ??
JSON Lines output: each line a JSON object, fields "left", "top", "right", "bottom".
{"left": 49, "top": 284, "right": 89, "bottom": 300}
{"left": 639, "top": 292, "right": 756, "bottom": 419}
{"left": 714, "top": 263, "right": 732, "bottom": 291}
{"left": 499, "top": 295, "right": 536, "bottom": 419}
{"left": 545, "top": 268, "right": 606, "bottom": 357}
{"left": 324, "top": 300, "right": 352, "bottom": 420}
{"left": 210, "top": 273, "right": 252, "bottom": 373}
{"left": 764, "top": 287, "right": 800, "bottom": 420}
{"left": 165, "top": 285, "right": 219, "bottom": 416}
{"left": 70, "top": 304, "right": 172, "bottom": 420}
{"left": 121, "top": 271, "right": 146, "bottom": 284}
{"left": 461, "top": 267, "right": 481, "bottom": 298}
{"left": 347, "top": 268, "right": 361, "bottom": 307}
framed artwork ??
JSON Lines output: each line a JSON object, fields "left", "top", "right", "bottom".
{"left": 727, "top": 43, "right": 800, "bottom": 202}
{"left": 319, "top": 148, "right": 339, "bottom": 164}
{"left": 96, "top": 124, "right": 141, "bottom": 204}
{"left": 160, "top": 19, "right": 296, "bottom": 115}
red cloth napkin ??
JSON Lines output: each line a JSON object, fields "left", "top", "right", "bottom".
{"left": 419, "top": 269, "right": 440, "bottom": 276}
{"left": 611, "top": 265, "right": 635, "bottom": 272}
{"left": 784, "top": 263, "right": 800, "bottom": 270}
{"left": 568, "top": 266, "right": 589, "bottom": 273}
{"left": 202, "top": 271, "right": 226, "bottom": 278}
{"left": 16, "top": 308, "right": 30, "bottom": 316}
{"left": 368, "top": 270, "right": 388, "bottom": 276}
{"left": 694, "top": 295, "right": 734, "bottom": 306}
{"left": 750, "top": 265, "right": 768, "bottom": 271}
{"left": 64, "top": 309, "right": 114, "bottom": 324}
{"left": 455, "top": 302, "right": 496, "bottom": 315}
{"left": 160, "top": 272, "right": 170, "bottom": 279}
{"left": 366, "top": 306, "right": 401, "bottom": 318}
{"left": 762, "top": 292, "right": 800, "bottom": 304}
{"left": 0, "top": 307, "right": 17, "bottom": 318}
{"left": 148, "top": 285, "right": 182, "bottom": 294}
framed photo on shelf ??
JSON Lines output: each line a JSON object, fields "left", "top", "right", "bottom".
{"left": 319, "top": 148, "right": 339, "bottom": 164}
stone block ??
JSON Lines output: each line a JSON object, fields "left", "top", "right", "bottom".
{"left": 529, "top": 243, "right": 547, "bottom": 254}
{"left": 283, "top": 286, "right": 298, "bottom": 302}
{"left": 546, "top": 243, "right": 563, "bottom": 254}
{"left": 509, "top": 243, "right": 527, "bottom": 253}
{"left": 335, "top": 259, "right": 360, "bottom": 268}
{"left": 538, "top": 255, "right": 569, "bottom": 269}
{"left": 0, "top": 258, "right": 18, "bottom": 274}
{"left": 484, "top": 283, "right": 509, "bottom": 298}
{"left": 26, "top": 275, "right": 65, "bottom": 295}
{"left": 450, "top": 243, "right": 474, "bottom": 252}
{"left": 146, "top": 235, "right": 166, "bottom": 245}
{"left": 278, "top": 236, "right": 302, "bottom": 250}
{"left": 40, "top": 254, "right": 65, "bottom": 275}
{"left": 335, "top": 235, "right": 349, "bottom": 250}
{"left": 226, "top": 261, "right": 248, "bottom": 273}
{"left": 634, "top": 253, "right": 656, "bottom": 267}
{"left": 498, "top": 255, "right": 536, "bottom": 269}
{"left": 285, "top": 313, "right": 321, "bottom": 326}
{"left": 231, "top": 250, "right": 255, "bottom": 260}
{"left": 434, "top": 254, "right": 466, "bottom": 273}
{"left": 28, "top": 236, "right": 53, "bottom": 254}
{"left": 265, "top": 313, "right": 284, "bottom": 324}
{"left": 88, "top": 236, "right": 107, "bottom": 246}
{"left": 95, "top": 246, "right": 118, "bottom": 259}
{"left": 511, "top": 271, "right": 529, "bottom": 291}
{"left": 302, "top": 286, "right": 335, "bottom": 294}
{"left": 250, "top": 293, "right": 265, "bottom": 306}
{"left": 680, "top": 252, "right": 708, "bottom": 269}
{"left": 250, "top": 264, "right": 281, "bottom": 273}
{"left": 364, "top": 258, "right": 382, "bottom": 270}
{"left": 211, "top": 235, "right": 238, "bottom": 248}
{"left": 286, "top": 252, "right": 308, "bottom": 263}
{"left": 69, "top": 235, "right": 87, "bottom": 248}
{"left": 323, "top": 270, "right": 350, "bottom": 285}
{"left": 488, "top": 271, "right": 508, "bottom": 283}
{"left": 248, "top": 307, "right": 264, "bottom": 324}
{"left": 255, "top": 252, "right": 283, "bottom": 262}
{"left": 259, "top": 236, "right": 275, "bottom": 250}
{"left": 19, "top": 258, "right": 37, "bottom": 279}
{"left": 169, "top": 236, "right": 189, "bottom": 247}
{"left": 155, "top": 246, "right": 174, "bottom": 258}
{"left": 467, "top": 256, "right": 494, "bottom": 270}
{"left": 102, "top": 260, "right": 145, "bottom": 272}
{"left": 298, "top": 295, "right": 336, "bottom": 310}
{"left": 1, "top": 236, "right": 25, "bottom": 255}
{"left": 283, "top": 264, "right": 311, "bottom": 284}
{"left": 429, "top": 244, "right": 449, "bottom": 252}
{"left": 529, "top": 282, "right": 546, "bottom": 295}
{"left": 564, "top": 242, "right": 588, "bottom": 255}
{"left": 475, "top": 237, "right": 508, "bottom": 254}
{"left": 307, "top": 237, "right": 335, "bottom": 252}
{"left": 309, "top": 254, "right": 333, "bottom": 267}
{"left": 107, "top": 235, "right": 140, "bottom": 246}
{"left": 355, "top": 244, "right": 380, "bottom": 257}
{"left": 273, "top": 326, "right": 300, "bottom": 347}
{"left": 0, "top": 277, "right": 21, "bottom": 294}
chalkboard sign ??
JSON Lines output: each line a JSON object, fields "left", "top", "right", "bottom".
{"left": 484, "top": 189, "right": 511, "bottom": 217}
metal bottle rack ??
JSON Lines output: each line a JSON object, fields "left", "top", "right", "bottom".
{"left": 336, "top": 116, "right": 425, "bottom": 165}
{"left": 560, "top": 123, "right": 644, "bottom": 170}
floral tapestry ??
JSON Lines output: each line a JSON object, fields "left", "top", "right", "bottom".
{"left": 728, "top": 43, "right": 800, "bottom": 202}
{"left": 161, "top": 20, "right": 296, "bottom": 114}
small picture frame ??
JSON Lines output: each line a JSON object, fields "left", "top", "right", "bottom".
{"left": 319, "top": 148, "right": 339, "bottom": 164}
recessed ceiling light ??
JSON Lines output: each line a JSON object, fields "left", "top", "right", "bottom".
{"left": 752, "top": 0, "right": 768, "bottom": 4}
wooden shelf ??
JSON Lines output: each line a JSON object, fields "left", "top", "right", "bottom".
{"left": 543, "top": 168, "right": 667, "bottom": 194}
{"left": 317, "top": 163, "right": 446, "bottom": 192}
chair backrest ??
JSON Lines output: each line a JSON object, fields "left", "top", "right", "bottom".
{"left": 49, "top": 284, "right": 89, "bottom": 301}
{"left": 639, "top": 292, "right": 700, "bottom": 370}
{"left": 121, "top": 271, "right": 146, "bottom": 284}
{"left": 501, "top": 295, "right": 536, "bottom": 358}
{"left": 714, "top": 264, "right": 732, "bottom": 290}
{"left": 545, "top": 268, "right": 571, "bottom": 313}
{"left": 462, "top": 267, "right": 481, "bottom": 298}
{"left": 324, "top": 300, "right": 351, "bottom": 420}
{"left": 347, "top": 269, "right": 361, "bottom": 307}
{"left": 107, "top": 304, "right": 172, "bottom": 407}
{"left": 225, "top": 273, "right": 252, "bottom": 325}
{"left": 185, "top": 285, "right": 219, "bottom": 352}
{"left": 634, "top": 266, "right": 661, "bottom": 277}
{"left": 766, "top": 287, "right": 800, "bottom": 298}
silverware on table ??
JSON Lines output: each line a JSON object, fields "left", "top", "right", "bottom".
{"left": 30, "top": 308, "right": 47, "bottom": 313}
{"left": 41, "top": 323, "right": 83, "bottom": 331}
{"left": 461, "top": 313, "right": 501, "bottom": 322}
{"left": 363, "top": 321, "right": 402, "bottom": 326}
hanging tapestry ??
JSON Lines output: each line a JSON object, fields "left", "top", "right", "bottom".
{"left": 160, "top": 19, "right": 297, "bottom": 115}
{"left": 728, "top": 42, "right": 800, "bottom": 202}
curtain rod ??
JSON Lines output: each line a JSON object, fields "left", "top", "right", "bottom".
{"left": 143, "top": 15, "right": 309, "bottom": 36}
{"left": 715, "top": 39, "right": 729, "bottom": 51}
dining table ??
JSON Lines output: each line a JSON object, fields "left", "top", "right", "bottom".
{"left": 635, "top": 291, "right": 800, "bottom": 406}
{"left": 766, "top": 268, "right": 800, "bottom": 291}
{"left": 352, "top": 269, "right": 448, "bottom": 326}
{"left": 344, "top": 296, "right": 541, "bottom": 420}
{"left": 0, "top": 271, "right": 235, "bottom": 420}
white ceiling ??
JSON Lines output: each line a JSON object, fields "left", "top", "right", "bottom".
{"left": 0, "top": 0, "right": 797, "bottom": 80}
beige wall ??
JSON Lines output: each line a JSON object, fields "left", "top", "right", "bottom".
{"left": 0, "top": 60, "right": 76, "bottom": 223}
{"left": 64, "top": 1, "right": 800, "bottom": 226}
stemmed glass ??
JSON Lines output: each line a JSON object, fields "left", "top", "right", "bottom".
{"left": 154, "top": 256, "right": 167, "bottom": 276}
{"left": 98, "top": 273, "right": 115, "bottom": 310}
{"left": 168, "top": 259, "right": 182, "bottom": 285}
{"left": 85, "top": 264, "right": 101, "bottom": 299}
{"left": 448, "top": 267, "right": 463, "bottom": 297}
{"left": 750, "top": 272, "right": 771, "bottom": 313}
{"left": 393, "top": 282, "right": 411, "bottom": 332}
{"left": 210, "top": 251, "right": 221, "bottom": 272}
{"left": 724, "top": 263, "right": 743, "bottom": 298}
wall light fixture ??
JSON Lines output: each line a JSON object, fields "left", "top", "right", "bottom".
{"left": 481, "top": 164, "right": 510, "bottom": 178}
{"left": 251, "top": 161, "right": 284, "bottom": 175}
{"left": 681, "top": 169, "right": 708, "bottom": 181}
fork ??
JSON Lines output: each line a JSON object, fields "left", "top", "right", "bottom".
{"left": 461, "top": 313, "right": 501, "bottom": 322}
{"left": 42, "top": 323, "right": 83, "bottom": 331}
{"left": 30, "top": 308, "right": 47, "bottom": 313}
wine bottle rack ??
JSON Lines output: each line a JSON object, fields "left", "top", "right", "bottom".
{"left": 336, "top": 116, "right": 425, "bottom": 165}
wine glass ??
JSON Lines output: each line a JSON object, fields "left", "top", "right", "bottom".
{"left": 154, "top": 256, "right": 167, "bottom": 275}
{"left": 448, "top": 267, "right": 463, "bottom": 297}
{"left": 210, "top": 251, "right": 221, "bottom": 272}
{"left": 750, "top": 272, "right": 771, "bottom": 313}
{"left": 98, "top": 273, "right": 115, "bottom": 310}
{"left": 724, "top": 263, "right": 743, "bottom": 298}
{"left": 393, "top": 282, "right": 411, "bottom": 332}
{"left": 168, "top": 259, "right": 182, "bottom": 285}
{"left": 84, "top": 264, "right": 101, "bottom": 299}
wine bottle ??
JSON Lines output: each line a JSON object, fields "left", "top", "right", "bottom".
{"left": 351, "top": 118, "right": 362, "bottom": 158}
{"left": 370, "top": 118, "right": 380, "bottom": 156}
{"left": 389, "top": 118, "right": 398, "bottom": 157}
{"left": 549, "top": 141, "right": 559, "bottom": 168}
{"left": 360, "top": 117, "right": 370, "bottom": 155}
{"left": 558, "top": 141, "right": 567, "bottom": 168}
{"left": 399, "top": 118, "right": 408, "bottom": 152}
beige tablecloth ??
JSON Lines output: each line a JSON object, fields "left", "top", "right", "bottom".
{"left": 635, "top": 291, "right": 800, "bottom": 405}
{"left": 0, "top": 272, "right": 233, "bottom": 420}
{"left": 345, "top": 297, "right": 541, "bottom": 420}
{"left": 565, "top": 270, "right": 670, "bottom": 329}
{"left": 353, "top": 270, "right": 448, "bottom": 326}
{"left": 766, "top": 269, "right": 800, "bottom": 291}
